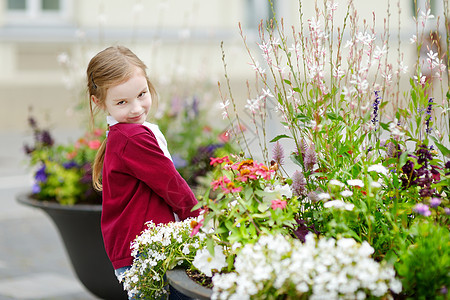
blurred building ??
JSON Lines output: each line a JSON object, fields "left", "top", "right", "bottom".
{"left": 0, "top": 0, "right": 446, "bottom": 130}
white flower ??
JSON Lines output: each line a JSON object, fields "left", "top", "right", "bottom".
{"left": 347, "top": 179, "right": 364, "bottom": 187}
{"left": 324, "top": 200, "right": 355, "bottom": 211}
{"left": 367, "top": 164, "right": 388, "bottom": 175}
{"left": 373, "top": 45, "right": 387, "bottom": 60}
{"left": 329, "top": 179, "right": 345, "bottom": 188}
{"left": 263, "top": 184, "right": 293, "bottom": 201}
{"left": 182, "top": 245, "right": 190, "bottom": 255}
{"left": 261, "top": 88, "right": 274, "bottom": 98}
{"left": 193, "top": 245, "right": 227, "bottom": 277}
{"left": 212, "top": 234, "right": 400, "bottom": 299}
{"left": 340, "top": 190, "right": 353, "bottom": 197}
{"left": 388, "top": 120, "right": 405, "bottom": 137}
{"left": 245, "top": 98, "right": 260, "bottom": 114}
{"left": 317, "top": 192, "right": 331, "bottom": 200}
{"left": 333, "top": 66, "right": 345, "bottom": 78}
{"left": 370, "top": 181, "right": 382, "bottom": 190}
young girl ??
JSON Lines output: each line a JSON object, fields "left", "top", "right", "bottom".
{"left": 86, "top": 46, "right": 200, "bottom": 290}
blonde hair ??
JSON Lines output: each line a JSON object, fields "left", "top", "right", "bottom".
{"left": 87, "top": 45, "right": 157, "bottom": 191}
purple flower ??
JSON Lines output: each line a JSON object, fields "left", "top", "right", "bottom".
{"left": 425, "top": 98, "right": 433, "bottom": 134}
{"left": 192, "top": 96, "right": 199, "bottom": 117}
{"left": 39, "top": 130, "right": 54, "bottom": 147}
{"left": 293, "top": 219, "right": 320, "bottom": 243}
{"left": 63, "top": 161, "right": 78, "bottom": 169}
{"left": 272, "top": 141, "right": 285, "bottom": 166}
{"left": 304, "top": 144, "right": 317, "bottom": 171}
{"left": 371, "top": 90, "right": 381, "bottom": 127}
{"left": 35, "top": 165, "right": 47, "bottom": 183}
{"left": 445, "top": 161, "right": 450, "bottom": 175}
{"left": 32, "top": 183, "right": 41, "bottom": 194}
{"left": 413, "top": 203, "right": 431, "bottom": 217}
{"left": 28, "top": 116, "right": 38, "bottom": 129}
{"left": 429, "top": 197, "right": 441, "bottom": 208}
{"left": 172, "top": 154, "right": 188, "bottom": 169}
{"left": 445, "top": 207, "right": 450, "bottom": 215}
{"left": 291, "top": 170, "right": 306, "bottom": 197}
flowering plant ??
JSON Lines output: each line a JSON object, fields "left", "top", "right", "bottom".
{"left": 212, "top": 0, "right": 449, "bottom": 297}
{"left": 24, "top": 115, "right": 103, "bottom": 205}
{"left": 196, "top": 155, "right": 300, "bottom": 247}
{"left": 212, "top": 234, "right": 402, "bottom": 299}
{"left": 121, "top": 0, "right": 449, "bottom": 298}
{"left": 119, "top": 218, "right": 210, "bottom": 299}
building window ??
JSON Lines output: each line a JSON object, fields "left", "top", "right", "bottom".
{"left": 7, "top": 0, "right": 27, "bottom": 10}
{"left": 5, "top": 0, "right": 71, "bottom": 25}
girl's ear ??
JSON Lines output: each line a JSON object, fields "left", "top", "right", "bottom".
{"left": 91, "top": 95, "right": 102, "bottom": 108}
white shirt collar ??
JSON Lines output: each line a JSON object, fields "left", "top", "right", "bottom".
{"left": 106, "top": 115, "right": 119, "bottom": 127}
{"left": 105, "top": 116, "right": 172, "bottom": 161}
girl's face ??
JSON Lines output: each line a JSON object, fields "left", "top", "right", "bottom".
{"left": 102, "top": 67, "right": 152, "bottom": 124}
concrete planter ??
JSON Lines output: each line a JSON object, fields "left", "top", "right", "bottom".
{"left": 166, "top": 268, "right": 212, "bottom": 300}
{"left": 16, "top": 192, "right": 127, "bottom": 300}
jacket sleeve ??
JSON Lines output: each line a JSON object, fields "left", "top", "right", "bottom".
{"left": 121, "top": 129, "right": 200, "bottom": 220}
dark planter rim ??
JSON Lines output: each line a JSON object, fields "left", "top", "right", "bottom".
{"left": 166, "top": 267, "right": 212, "bottom": 300}
{"left": 16, "top": 192, "right": 102, "bottom": 212}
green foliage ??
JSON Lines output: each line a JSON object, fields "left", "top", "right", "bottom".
{"left": 24, "top": 116, "right": 103, "bottom": 205}
{"left": 395, "top": 221, "right": 450, "bottom": 299}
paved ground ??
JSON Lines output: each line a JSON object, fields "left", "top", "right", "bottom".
{"left": 0, "top": 130, "right": 100, "bottom": 300}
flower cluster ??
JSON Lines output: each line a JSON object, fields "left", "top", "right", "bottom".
{"left": 198, "top": 156, "right": 299, "bottom": 246}
{"left": 121, "top": 218, "right": 206, "bottom": 299}
{"left": 400, "top": 143, "right": 442, "bottom": 199}
{"left": 24, "top": 115, "right": 103, "bottom": 205}
{"left": 212, "top": 234, "right": 402, "bottom": 299}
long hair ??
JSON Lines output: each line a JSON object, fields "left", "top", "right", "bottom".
{"left": 86, "top": 45, "right": 157, "bottom": 191}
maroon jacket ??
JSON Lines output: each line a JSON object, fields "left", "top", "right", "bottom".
{"left": 101, "top": 123, "right": 199, "bottom": 269}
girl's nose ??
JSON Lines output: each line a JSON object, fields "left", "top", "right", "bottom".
{"left": 130, "top": 99, "right": 141, "bottom": 113}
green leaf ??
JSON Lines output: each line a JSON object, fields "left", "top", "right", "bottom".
{"left": 270, "top": 134, "right": 292, "bottom": 142}
{"left": 206, "top": 237, "right": 215, "bottom": 255}
{"left": 399, "top": 151, "right": 409, "bottom": 167}
{"left": 258, "top": 201, "right": 270, "bottom": 212}
{"left": 434, "top": 141, "right": 450, "bottom": 158}
{"left": 380, "top": 122, "right": 390, "bottom": 130}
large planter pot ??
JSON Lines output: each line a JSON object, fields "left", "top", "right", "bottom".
{"left": 166, "top": 268, "right": 212, "bottom": 300}
{"left": 16, "top": 193, "right": 127, "bottom": 300}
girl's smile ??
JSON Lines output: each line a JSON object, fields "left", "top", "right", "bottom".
{"left": 103, "top": 67, "right": 152, "bottom": 124}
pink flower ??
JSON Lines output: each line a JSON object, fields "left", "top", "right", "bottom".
{"left": 88, "top": 140, "right": 102, "bottom": 150}
{"left": 271, "top": 199, "right": 287, "bottom": 210}
{"left": 211, "top": 176, "right": 231, "bottom": 191}
{"left": 190, "top": 218, "right": 204, "bottom": 237}
{"left": 253, "top": 163, "right": 273, "bottom": 180}
{"left": 210, "top": 156, "right": 230, "bottom": 166}
{"left": 93, "top": 128, "right": 104, "bottom": 137}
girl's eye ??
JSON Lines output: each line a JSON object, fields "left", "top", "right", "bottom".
{"left": 138, "top": 91, "right": 147, "bottom": 98}
{"left": 117, "top": 100, "right": 126, "bottom": 105}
